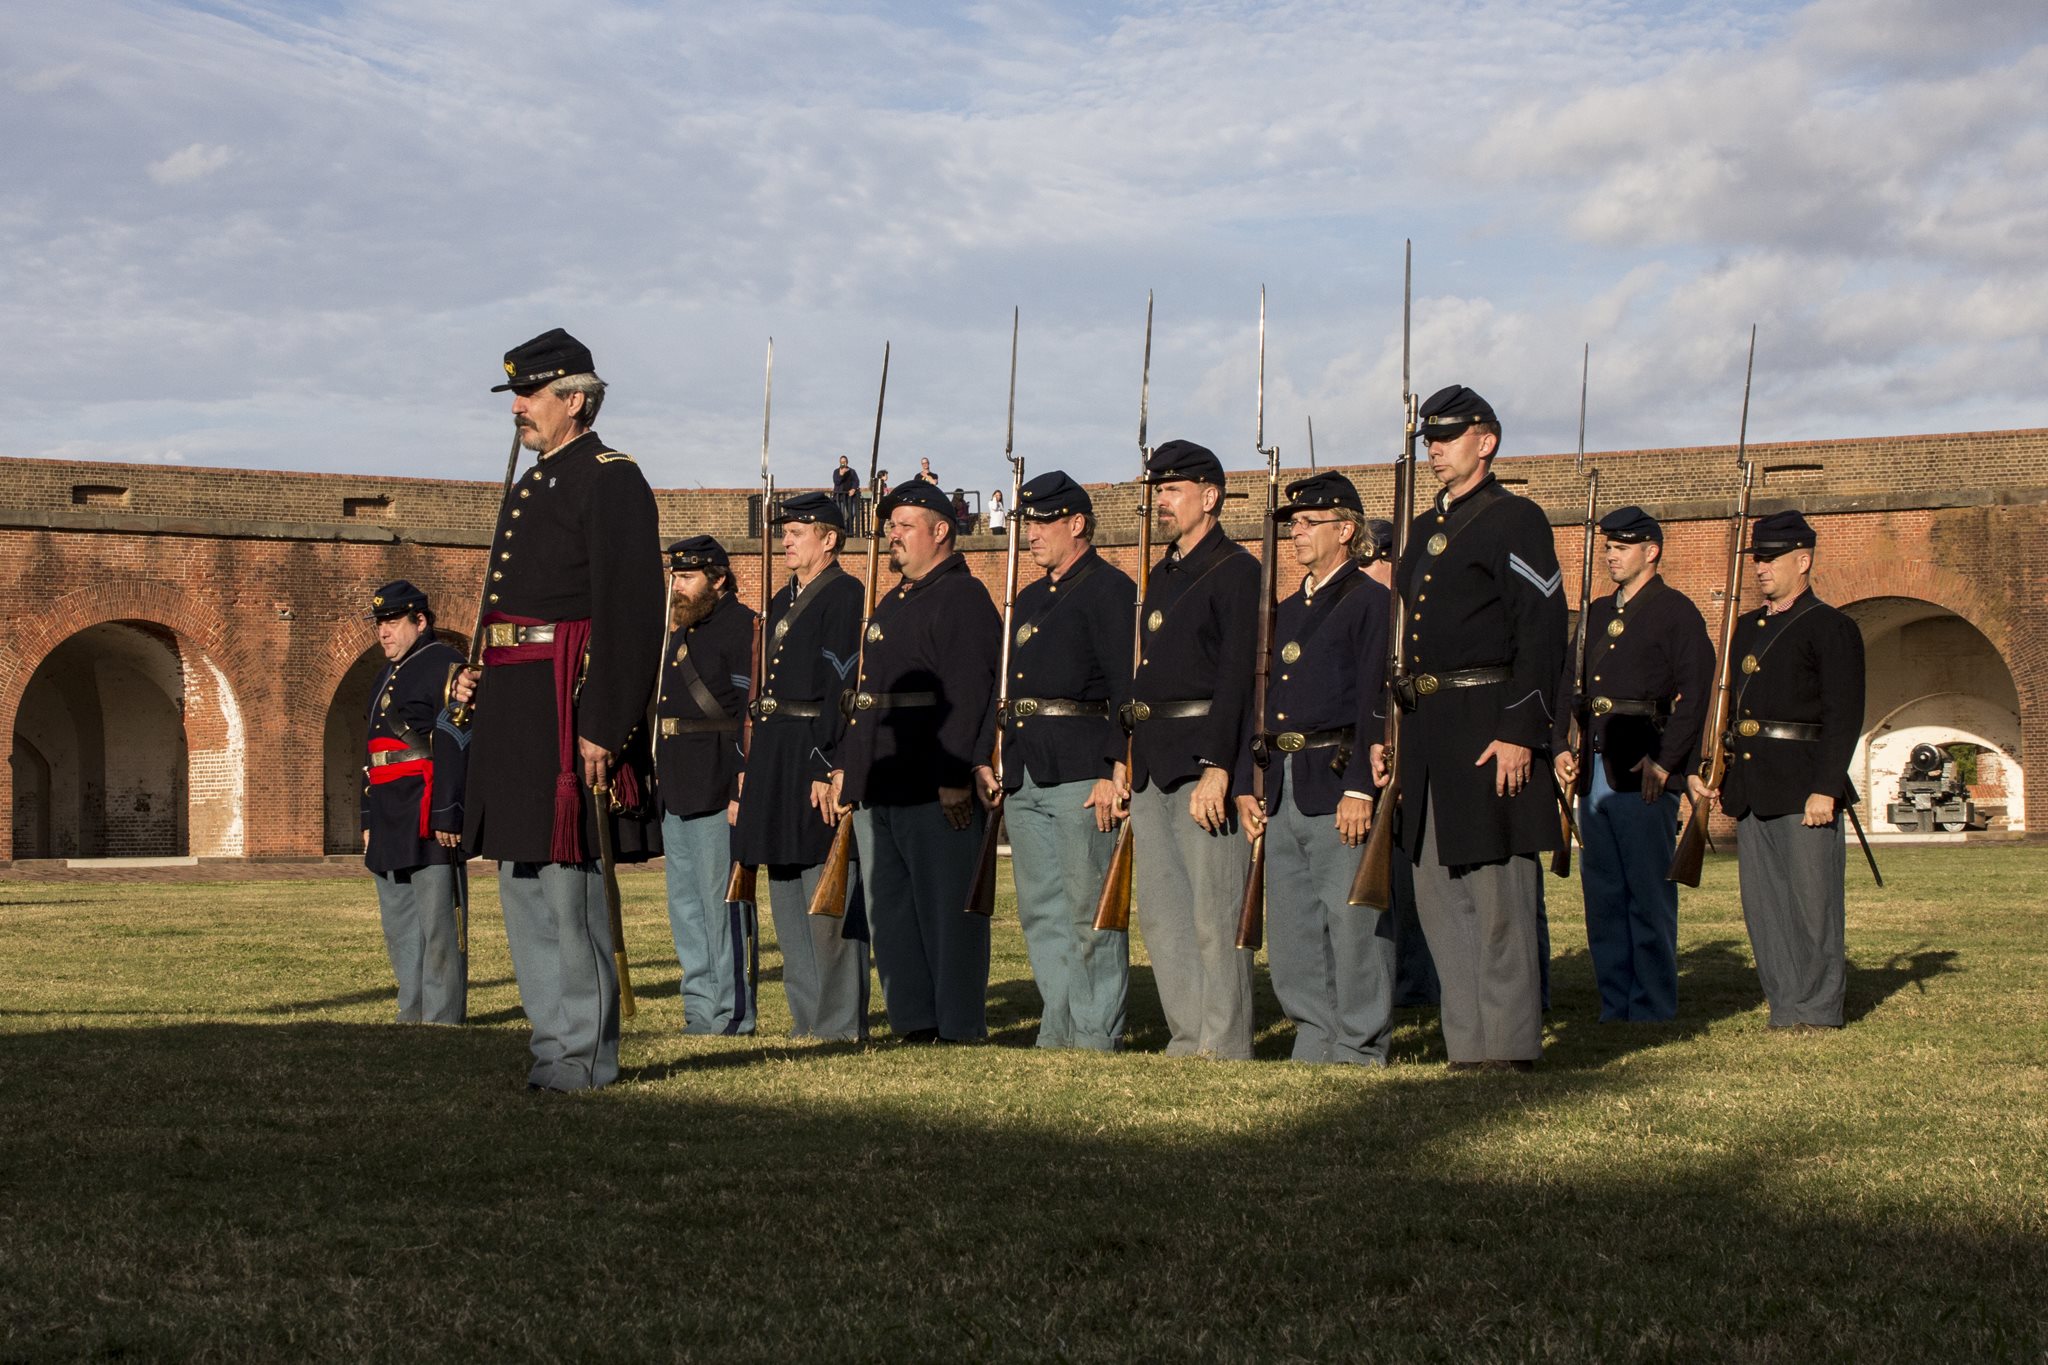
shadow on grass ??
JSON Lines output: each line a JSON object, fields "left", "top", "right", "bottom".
{"left": 1846, "top": 944, "right": 1959, "bottom": 1024}
{"left": 0, "top": 1019, "right": 2039, "bottom": 1361}
{"left": 253, "top": 979, "right": 520, "bottom": 1016}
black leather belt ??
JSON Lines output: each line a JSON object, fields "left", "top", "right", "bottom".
{"left": 1394, "top": 665, "right": 1510, "bottom": 708}
{"left": 1119, "top": 699, "right": 1212, "bottom": 729}
{"left": 367, "top": 747, "right": 430, "bottom": 768}
{"left": 750, "top": 696, "right": 823, "bottom": 720}
{"left": 1269, "top": 725, "right": 1354, "bottom": 753}
{"left": 1729, "top": 719, "right": 1822, "bottom": 742}
{"left": 483, "top": 622, "right": 555, "bottom": 648}
{"left": 660, "top": 716, "right": 740, "bottom": 736}
{"left": 1582, "top": 696, "right": 1673, "bottom": 719}
{"left": 848, "top": 690, "right": 938, "bottom": 714}
{"left": 1003, "top": 697, "right": 1109, "bottom": 720}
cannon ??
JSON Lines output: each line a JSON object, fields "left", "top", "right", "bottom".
{"left": 1887, "top": 742, "right": 1982, "bottom": 833}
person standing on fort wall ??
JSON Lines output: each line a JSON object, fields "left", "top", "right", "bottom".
{"left": 1688, "top": 509, "right": 1865, "bottom": 1030}
{"left": 360, "top": 580, "right": 470, "bottom": 1024}
{"left": 453, "top": 327, "right": 664, "bottom": 1091}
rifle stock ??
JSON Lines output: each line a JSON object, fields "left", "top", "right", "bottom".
{"left": 1350, "top": 783, "right": 1396, "bottom": 909}
{"left": 809, "top": 342, "right": 891, "bottom": 920}
{"left": 1093, "top": 820, "right": 1134, "bottom": 931}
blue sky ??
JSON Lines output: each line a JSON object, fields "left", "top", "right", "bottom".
{"left": 5, "top": 0, "right": 2046, "bottom": 494}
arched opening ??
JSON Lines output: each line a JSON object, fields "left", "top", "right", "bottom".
{"left": 1844, "top": 597, "right": 2023, "bottom": 833}
{"left": 8, "top": 621, "right": 246, "bottom": 858}
{"left": 322, "top": 631, "right": 467, "bottom": 855}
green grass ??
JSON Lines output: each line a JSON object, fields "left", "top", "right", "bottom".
{"left": 2, "top": 847, "right": 2044, "bottom": 1362}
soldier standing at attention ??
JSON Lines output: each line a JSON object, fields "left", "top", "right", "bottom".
{"left": 1688, "top": 510, "right": 1865, "bottom": 1030}
{"left": 1124, "top": 440, "right": 1261, "bottom": 1060}
{"left": 656, "top": 536, "right": 756, "bottom": 1036}
{"left": 972, "top": 470, "right": 1135, "bottom": 1051}
{"left": 1234, "top": 473, "right": 1394, "bottom": 1065}
{"left": 453, "top": 328, "right": 664, "bottom": 1091}
{"left": 732, "top": 492, "right": 871, "bottom": 1041}
{"left": 1373, "top": 386, "right": 1566, "bottom": 1071}
{"left": 361, "top": 580, "right": 470, "bottom": 1024}
{"left": 829, "top": 479, "right": 1001, "bottom": 1042}
{"left": 1552, "top": 507, "right": 1713, "bottom": 1022}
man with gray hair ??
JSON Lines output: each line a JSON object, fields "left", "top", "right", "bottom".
{"left": 454, "top": 327, "right": 664, "bottom": 1091}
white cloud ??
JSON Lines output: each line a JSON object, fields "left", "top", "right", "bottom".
{"left": 147, "top": 142, "right": 233, "bottom": 185}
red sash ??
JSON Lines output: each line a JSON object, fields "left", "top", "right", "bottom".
{"left": 366, "top": 737, "right": 432, "bottom": 839}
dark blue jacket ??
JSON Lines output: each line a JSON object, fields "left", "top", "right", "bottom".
{"left": 1000, "top": 547, "right": 1135, "bottom": 792}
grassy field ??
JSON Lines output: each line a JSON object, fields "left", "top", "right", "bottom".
{"left": 2, "top": 846, "right": 2044, "bottom": 1362}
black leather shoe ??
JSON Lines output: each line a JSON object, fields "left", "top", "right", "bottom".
{"left": 900, "top": 1027, "right": 941, "bottom": 1044}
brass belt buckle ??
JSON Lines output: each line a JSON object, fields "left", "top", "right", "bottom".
{"left": 757, "top": 696, "right": 779, "bottom": 717}
{"left": 1129, "top": 700, "right": 1152, "bottom": 722}
{"left": 1590, "top": 696, "right": 1613, "bottom": 717}
{"left": 854, "top": 692, "right": 876, "bottom": 711}
{"left": 1413, "top": 673, "right": 1440, "bottom": 696}
{"left": 485, "top": 623, "right": 517, "bottom": 648}
{"left": 1274, "top": 731, "right": 1306, "bottom": 753}
{"left": 1013, "top": 697, "right": 1040, "bottom": 718}
{"left": 659, "top": 717, "right": 678, "bottom": 738}
{"left": 1736, "top": 719, "right": 1761, "bottom": 738}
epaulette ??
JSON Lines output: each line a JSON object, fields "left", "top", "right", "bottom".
{"left": 595, "top": 450, "right": 636, "bottom": 465}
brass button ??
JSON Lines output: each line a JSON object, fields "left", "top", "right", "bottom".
{"left": 511, "top": 508, "right": 521, "bottom": 518}
{"left": 488, "top": 593, "right": 499, "bottom": 603}
{"left": 518, "top": 489, "right": 529, "bottom": 500}
{"left": 499, "top": 552, "right": 511, "bottom": 562}
{"left": 491, "top": 571, "right": 502, "bottom": 581}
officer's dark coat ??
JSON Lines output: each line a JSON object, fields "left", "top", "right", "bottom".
{"left": 1717, "top": 589, "right": 1865, "bottom": 820}
{"left": 839, "top": 553, "right": 1001, "bottom": 807}
{"left": 1130, "top": 524, "right": 1261, "bottom": 793}
{"left": 1000, "top": 547, "right": 1135, "bottom": 792}
{"left": 1236, "top": 558, "right": 1389, "bottom": 817}
{"left": 655, "top": 591, "right": 754, "bottom": 821}
{"left": 1551, "top": 574, "right": 1714, "bottom": 795}
{"left": 731, "top": 564, "right": 864, "bottom": 866}
{"left": 461, "top": 430, "right": 664, "bottom": 863}
{"left": 361, "top": 634, "right": 469, "bottom": 874}
{"left": 1391, "top": 474, "right": 1569, "bottom": 866}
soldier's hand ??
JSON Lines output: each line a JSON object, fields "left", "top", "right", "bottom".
{"left": 939, "top": 785, "right": 975, "bottom": 831}
{"left": 578, "top": 737, "right": 614, "bottom": 790}
{"left": 452, "top": 666, "right": 480, "bottom": 706}
{"left": 1802, "top": 792, "right": 1837, "bottom": 827}
{"left": 973, "top": 765, "right": 1002, "bottom": 809}
{"left": 362, "top": 829, "right": 370, "bottom": 851}
{"left": 1189, "top": 766, "right": 1231, "bottom": 835}
{"left": 1634, "top": 756, "right": 1670, "bottom": 804}
{"left": 1111, "top": 760, "right": 1130, "bottom": 805}
{"left": 436, "top": 830, "right": 461, "bottom": 848}
{"left": 1083, "top": 778, "right": 1124, "bottom": 833}
{"left": 1235, "top": 793, "right": 1265, "bottom": 845}
{"left": 1335, "top": 794, "right": 1373, "bottom": 847}
{"left": 726, "top": 799, "right": 740, "bottom": 828}
{"left": 1370, "top": 743, "right": 1389, "bottom": 787}
{"left": 1686, "top": 774, "right": 1717, "bottom": 810}
{"left": 1478, "top": 740, "right": 1532, "bottom": 797}
{"left": 1555, "top": 752, "right": 1577, "bottom": 787}
{"left": 810, "top": 778, "right": 836, "bottom": 822}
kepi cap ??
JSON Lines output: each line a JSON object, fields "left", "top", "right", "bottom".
{"left": 1145, "top": 439, "right": 1227, "bottom": 486}
{"left": 772, "top": 490, "right": 846, "bottom": 531}
{"left": 1741, "top": 509, "right": 1817, "bottom": 559}
{"left": 1417, "top": 385, "right": 1498, "bottom": 443}
{"left": 1277, "top": 471, "right": 1362, "bottom": 519}
{"left": 666, "top": 535, "right": 731, "bottom": 572}
{"left": 492, "top": 327, "right": 596, "bottom": 393}
{"left": 1598, "top": 505, "right": 1663, "bottom": 545}
{"left": 876, "top": 479, "right": 955, "bottom": 521}
{"left": 1017, "top": 470, "right": 1092, "bottom": 521}
{"left": 367, "top": 580, "right": 430, "bottom": 621}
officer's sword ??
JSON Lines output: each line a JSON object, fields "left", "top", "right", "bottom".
{"left": 591, "top": 777, "right": 637, "bottom": 1019}
{"left": 1845, "top": 800, "right": 1883, "bottom": 886}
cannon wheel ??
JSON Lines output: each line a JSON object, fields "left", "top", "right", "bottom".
{"left": 1939, "top": 820, "right": 1967, "bottom": 832}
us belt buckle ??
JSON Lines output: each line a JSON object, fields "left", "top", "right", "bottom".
{"left": 486, "top": 623, "right": 517, "bottom": 648}
{"left": 757, "top": 696, "right": 779, "bottom": 717}
{"left": 1590, "top": 696, "right": 1614, "bottom": 717}
{"left": 1013, "top": 697, "right": 1040, "bottom": 718}
{"left": 1413, "top": 673, "right": 1440, "bottom": 696}
{"left": 854, "top": 692, "right": 876, "bottom": 711}
{"left": 1736, "top": 719, "right": 1761, "bottom": 737}
{"left": 1274, "top": 731, "right": 1306, "bottom": 753}
{"left": 1129, "top": 700, "right": 1152, "bottom": 723}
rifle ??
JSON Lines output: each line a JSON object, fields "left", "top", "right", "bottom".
{"left": 725, "top": 340, "right": 774, "bottom": 905}
{"left": 1668, "top": 327, "right": 1758, "bottom": 887}
{"left": 1348, "top": 242, "right": 1418, "bottom": 909}
{"left": 1236, "top": 287, "right": 1280, "bottom": 952}
{"left": 808, "top": 342, "right": 891, "bottom": 919}
{"left": 1092, "top": 293, "right": 1155, "bottom": 934}
{"left": 966, "top": 309, "right": 1025, "bottom": 917}
{"left": 1554, "top": 345, "right": 1594, "bottom": 879}
{"left": 445, "top": 427, "right": 526, "bottom": 730}
{"left": 1307, "top": 415, "right": 1317, "bottom": 471}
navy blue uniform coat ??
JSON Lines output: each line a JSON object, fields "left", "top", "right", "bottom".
{"left": 1551, "top": 574, "right": 1714, "bottom": 796}
{"left": 1717, "top": 589, "right": 1865, "bottom": 819}
{"left": 361, "top": 635, "right": 468, "bottom": 874}
{"left": 1001, "top": 547, "right": 1136, "bottom": 792}
{"left": 655, "top": 591, "right": 754, "bottom": 821}
{"left": 1130, "top": 524, "right": 1261, "bottom": 792}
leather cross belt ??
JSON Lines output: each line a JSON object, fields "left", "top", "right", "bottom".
{"left": 1729, "top": 719, "right": 1823, "bottom": 742}
{"left": 483, "top": 622, "right": 556, "bottom": 648}
{"left": 1003, "top": 697, "right": 1109, "bottom": 720}
{"left": 751, "top": 696, "right": 823, "bottom": 720}
{"left": 660, "top": 716, "right": 741, "bottom": 736}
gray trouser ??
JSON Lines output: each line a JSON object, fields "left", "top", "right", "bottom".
{"left": 1411, "top": 798, "right": 1544, "bottom": 1063}
{"left": 372, "top": 862, "right": 468, "bottom": 1024}
{"left": 767, "top": 862, "right": 871, "bottom": 1041}
{"left": 1131, "top": 779, "right": 1254, "bottom": 1060}
{"left": 663, "top": 809, "right": 756, "bottom": 1036}
{"left": 499, "top": 860, "right": 620, "bottom": 1090}
{"left": 856, "top": 801, "right": 990, "bottom": 1040}
{"left": 1004, "top": 772, "right": 1128, "bottom": 1050}
{"left": 1737, "top": 812, "right": 1847, "bottom": 1027}
{"left": 1265, "top": 789, "right": 1395, "bottom": 1065}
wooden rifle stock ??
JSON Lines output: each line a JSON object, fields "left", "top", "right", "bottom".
{"left": 1349, "top": 772, "right": 1397, "bottom": 909}
{"left": 809, "top": 342, "right": 891, "bottom": 920}
{"left": 1093, "top": 821, "right": 1134, "bottom": 931}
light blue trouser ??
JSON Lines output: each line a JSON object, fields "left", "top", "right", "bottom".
{"left": 1412, "top": 798, "right": 1544, "bottom": 1063}
{"left": 662, "top": 809, "right": 756, "bottom": 1036}
{"left": 1738, "top": 812, "right": 1847, "bottom": 1027}
{"left": 766, "top": 863, "right": 870, "bottom": 1041}
{"left": 855, "top": 802, "right": 990, "bottom": 1040}
{"left": 1578, "top": 760, "right": 1681, "bottom": 1021}
{"left": 1265, "top": 789, "right": 1395, "bottom": 1064}
{"left": 1130, "top": 780, "right": 1254, "bottom": 1060}
{"left": 372, "top": 862, "right": 468, "bottom": 1024}
{"left": 499, "top": 861, "right": 620, "bottom": 1090}
{"left": 1004, "top": 772, "right": 1127, "bottom": 1050}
